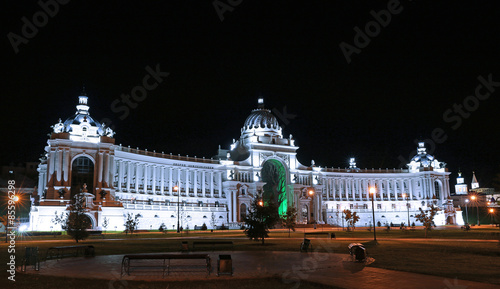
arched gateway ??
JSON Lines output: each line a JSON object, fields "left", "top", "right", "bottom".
{"left": 261, "top": 158, "right": 289, "bottom": 216}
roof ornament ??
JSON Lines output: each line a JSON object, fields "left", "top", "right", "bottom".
{"left": 258, "top": 97, "right": 264, "bottom": 108}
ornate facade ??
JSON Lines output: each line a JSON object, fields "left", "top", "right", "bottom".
{"left": 29, "top": 94, "right": 457, "bottom": 231}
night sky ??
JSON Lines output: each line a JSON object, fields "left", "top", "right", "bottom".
{"left": 2, "top": 1, "right": 499, "bottom": 189}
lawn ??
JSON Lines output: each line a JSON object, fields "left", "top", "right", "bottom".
{"left": 1, "top": 227, "right": 499, "bottom": 288}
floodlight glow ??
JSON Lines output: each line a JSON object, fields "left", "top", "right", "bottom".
{"left": 19, "top": 225, "right": 27, "bottom": 232}
{"left": 13, "top": 195, "right": 19, "bottom": 202}
{"left": 258, "top": 98, "right": 264, "bottom": 104}
{"left": 369, "top": 187, "right": 376, "bottom": 194}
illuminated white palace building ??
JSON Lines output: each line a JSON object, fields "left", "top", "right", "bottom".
{"left": 29, "top": 94, "right": 459, "bottom": 231}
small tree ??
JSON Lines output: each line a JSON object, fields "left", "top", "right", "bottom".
{"left": 342, "top": 209, "right": 359, "bottom": 231}
{"left": 243, "top": 199, "right": 280, "bottom": 245}
{"left": 201, "top": 223, "right": 208, "bottom": 231}
{"left": 415, "top": 204, "right": 440, "bottom": 238}
{"left": 281, "top": 207, "right": 297, "bottom": 237}
{"left": 52, "top": 194, "right": 90, "bottom": 243}
{"left": 350, "top": 212, "right": 360, "bottom": 230}
{"left": 102, "top": 217, "right": 109, "bottom": 233}
{"left": 210, "top": 212, "right": 217, "bottom": 231}
{"left": 124, "top": 213, "right": 140, "bottom": 235}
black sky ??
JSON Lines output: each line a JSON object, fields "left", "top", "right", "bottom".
{"left": 2, "top": 1, "right": 499, "bottom": 189}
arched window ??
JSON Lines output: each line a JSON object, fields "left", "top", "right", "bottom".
{"left": 434, "top": 181, "right": 441, "bottom": 199}
{"left": 240, "top": 203, "right": 247, "bottom": 221}
{"left": 71, "top": 156, "right": 94, "bottom": 198}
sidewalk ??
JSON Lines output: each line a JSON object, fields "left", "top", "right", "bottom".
{"left": 21, "top": 250, "right": 500, "bottom": 289}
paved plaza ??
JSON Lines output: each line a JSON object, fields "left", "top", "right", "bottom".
{"left": 21, "top": 249, "right": 500, "bottom": 289}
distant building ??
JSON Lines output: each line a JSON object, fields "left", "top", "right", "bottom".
{"left": 454, "top": 172, "right": 468, "bottom": 195}
{"left": 471, "top": 172, "right": 479, "bottom": 190}
{"left": 28, "top": 93, "right": 457, "bottom": 231}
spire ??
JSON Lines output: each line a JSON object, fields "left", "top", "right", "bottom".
{"left": 456, "top": 171, "right": 464, "bottom": 184}
{"left": 471, "top": 171, "right": 479, "bottom": 189}
{"left": 257, "top": 97, "right": 264, "bottom": 109}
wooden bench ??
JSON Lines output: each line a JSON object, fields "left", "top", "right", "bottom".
{"left": 45, "top": 245, "right": 95, "bottom": 260}
{"left": 120, "top": 253, "right": 211, "bottom": 277}
{"left": 192, "top": 241, "right": 234, "bottom": 250}
{"left": 304, "top": 232, "right": 334, "bottom": 239}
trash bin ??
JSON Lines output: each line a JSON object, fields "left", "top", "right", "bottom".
{"left": 330, "top": 232, "right": 336, "bottom": 239}
{"left": 181, "top": 241, "right": 189, "bottom": 251}
{"left": 217, "top": 254, "right": 233, "bottom": 276}
{"left": 348, "top": 243, "right": 366, "bottom": 262}
{"left": 300, "top": 238, "right": 311, "bottom": 252}
{"left": 22, "top": 247, "right": 40, "bottom": 271}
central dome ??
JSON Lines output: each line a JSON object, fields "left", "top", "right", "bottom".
{"left": 240, "top": 98, "right": 282, "bottom": 139}
{"left": 243, "top": 108, "right": 280, "bottom": 130}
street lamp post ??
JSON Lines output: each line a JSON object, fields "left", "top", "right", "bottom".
{"left": 174, "top": 184, "right": 180, "bottom": 233}
{"left": 471, "top": 195, "right": 479, "bottom": 226}
{"left": 403, "top": 193, "right": 410, "bottom": 227}
{"left": 308, "top": 190, "right": 314, "bottom": 227}
{"left": 369, "top": 187, "right": 377, "bottom": 244}
{"left": 489, "top": 208, "right": 495, "bottom": 226}
{"left": 464, "top": 199, "right": 469, "bottom": 225}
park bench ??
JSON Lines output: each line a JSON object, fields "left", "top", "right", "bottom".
{"left": 304, "top": 232, "right": 335, "bottom": 239}
{"left": 45, "top": 245, "right": 95, "bottom": 261}
{"left": 192, "top": 241, "right": 234, "bottom": 250}
{"left": 120, "top": 253, "right": 211, "bottom": 277}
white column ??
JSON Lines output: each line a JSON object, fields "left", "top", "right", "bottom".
{"left": 135, "top": 163, "right": 140, "bottom": 192}
{"left": 169, "top": 167, "right": 173, "bottom": 195}
{"left": 408, "top": 179, "right": 413, "bottom": 200}
{"left": 152, "top": 166, "right": 156, "bottom": 194}
{"left": 186, "top": 169, "right": 190, "bottom": 195}
{"left": 160, "top": 167, "right": 165, "bottom": 195}
{"left": 202, "top": 171, "right": 206, "bottom": 195}
{"left": 232, "top": 191, "right": 237, "bottom": 222}
{"left": 126, "top": 162, "right": 131, "bottom": 191}
{"left": 193, "top": 170, "right": 198, "bottom": 195}
{"left": 218, "top": 172, "right": 222, "bottom": 196}
{"left": 210, "top": 172, "right": 214, "bottom": 197}
{"left": 117, "top": 161, "right": 122, "bottom": 191}
{"left": 144, "top": 164, "right": 148, "bottom": 192}
{"left": 63, "top": 149, "right": 69, "bottom": 182}
{"left": 56, "top": 149, "right": 62, "bottom": 182}
{"left": 177, "top": 168, "right": 181, "bottom": 195}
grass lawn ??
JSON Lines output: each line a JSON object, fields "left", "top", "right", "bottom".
{"left": 1, "top": 227, "right": 499, "bottom": 288}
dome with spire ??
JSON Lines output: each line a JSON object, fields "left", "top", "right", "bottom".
{"left": 241, "top": 98, "right": 282, "bottom": 139}
{"left": 407, "top": 142, "right": 446, "bottom": 173}
{"left": 51, "top": 91, "right": 114, "bottom": 143}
